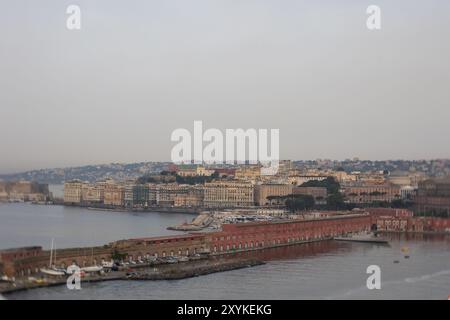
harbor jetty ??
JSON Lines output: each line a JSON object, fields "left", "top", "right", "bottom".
{"left": 0, "top": 256, "right": 263, "bottom": 295}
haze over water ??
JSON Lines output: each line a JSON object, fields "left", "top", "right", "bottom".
{"left": 1, "top": 203, "right": 449, "bottom": 300}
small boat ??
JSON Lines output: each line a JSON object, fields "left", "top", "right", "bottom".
{"left": 40, "top": 268, "right": 65, "bottom": 276}
{"left": 102, "top": 260, "right": 114, "bottom": 268}
{"left": 81, "top": 266, "right": 103, "bottom": 273}
{"left": 178, "top": 256, "right": 189, "bottom": 262}
{"left": 393, "top": 260, "right": 400, "bottom": 264}
{"left": 165, "top": 257, "right": 178, "bottom": 264}
{"left": 334, "top": 232, "right": 389, "bottom": 244}
{"left": 1, "top": 275, "right": 14, "bottom": 283}
{"left": 81, "top": 247, "right": 103, "bottom": 272}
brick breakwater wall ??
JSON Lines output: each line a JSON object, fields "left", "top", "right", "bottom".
{"left": 0, "top": 213, "right": 371, "bottom": 278}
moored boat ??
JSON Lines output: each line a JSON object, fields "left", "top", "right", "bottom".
{"left": 40, "top": 238, "right": 66, "bottom": 276}
{"left": 40, "top": 268, "right": 65, "bottom": 276}
{"left": 334, "top": 232, "right": 389, "bottom": 244}
{"left": 81, "top": 265, "right": 103, "bottom": 273}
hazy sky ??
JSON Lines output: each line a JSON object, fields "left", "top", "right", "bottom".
{"left": 1, "top": 0, "right": 450, "bottom": 173}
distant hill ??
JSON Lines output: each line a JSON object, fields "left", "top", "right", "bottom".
{"left": 0, "top": 162, "right": 171, "bottom": 184}
{"left": 1, "top": 159, "right": 449, "bottom": 185}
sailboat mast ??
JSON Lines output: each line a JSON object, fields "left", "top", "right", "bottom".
{"left": 49, "top": 238, "right": 54, "bottom": 267}
{"left": 54, "top": 242, "right": 57, "bottom": 267}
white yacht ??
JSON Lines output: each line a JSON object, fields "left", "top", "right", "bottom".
{"left": 40, "top": 238, "right": 66, "bottom": 276}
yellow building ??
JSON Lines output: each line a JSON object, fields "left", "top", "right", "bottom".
{"left": 342, "top": 183, "right": 400, "bottom": 204}
{"left": 234, "top": 165, "right": 261, "bottom": 181}
{"left": 157, "top": 184, "right": 191, "bottom": 206}
{"left": 196, "top": 166, "right": 215, "bottom": 177}
{"left": 177, "top": 165, "right": 215, "bottom": 177}
{"left": 81, "top": 183, "right": 102, "bottom": 203}
{"left": 331, "top": 171, "right": 359, "bottom": 183}
{"left": 103, "top": 182, "right": 125, "bottom": 206}
{"left": 254, "top": 184, "right": 293, "bottom": 206}
{"left": 287, "top": 175, "right": 327, "bottom": 186}
{"left": 64, "top": 180, "right": 84, "bottom": 204}
{"left": 173, "top": 188, "right": 204, "bottom": 207}
{"left": 204, "top": 181, "right": 254, "bottom": 207}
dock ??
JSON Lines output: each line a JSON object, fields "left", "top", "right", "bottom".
{"left": 334, "top": 233, "right": 389, "bottom": 244}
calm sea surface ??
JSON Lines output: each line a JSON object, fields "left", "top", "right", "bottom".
{"left": 1, "top": 203, "right": 449, "bottom": 300}
{"left": 0, "top": 202, "right": 194, "bottom": 250}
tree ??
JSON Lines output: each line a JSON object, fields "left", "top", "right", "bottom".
{"left": 300, "top": 176, "right": 340, "bottom": 195}
{"left": 285, "top": 195, "right": 315, "bottom": 212}
{"left": 111, "top": 249, "right": 127, "bottom": 262}
{"left": 327, "top": 193, "right": 345, "bottom": 210}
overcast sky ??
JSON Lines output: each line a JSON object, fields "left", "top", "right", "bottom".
{"left": 1, "top": 0, "right": 450, "bottom": 173}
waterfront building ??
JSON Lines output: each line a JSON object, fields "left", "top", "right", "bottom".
{"left": 173, "top": 186, "right": 204, "bottom": 207}
{"left": 81, "top": 183, "right": 102, "bottom": 204}
{"left": 148, "top": 183, "right": 158, "bottom": 205}
{"left": 94, "top": 180, "right": 108, "bottom": 203}
{"left": 6, "top": 191, "right": 26, "bottom": 202}
{"left": 124, "top": 183, "right": 134, "bottom": 207}
{"left": 133, "top": 184, "right": 150, "bottom": 207}
{"left": 63, "top": 180, "right": 84, "bottom": 204}
{"left": 30, "top": 193, "right": 48, "bottom": 201}
{"left": 9, "top": 181, "right": 33, "bottom": 194}
{"left": 173, "top": 194, "right": 197, "bottom": 207}
{"left": 203, "top": 181, "right": 254, "bottom": 208}
{"left": 157, "top": 184, "right": 191, "bottom": 206}
{"left": 254, "top": 184, "right": 293, "bottom": 206}
{"left": 103, "top": 181, "right": 125, "bottom": 206}
{"left": 0, "top": 181, "right": 49, "bottom": 202}
{"left": 124, "top": 183, "right": 150, "bottom": 207}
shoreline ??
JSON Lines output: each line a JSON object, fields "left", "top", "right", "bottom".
{"left": 0, "top": 257, "right": 263, "bottom": 295}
